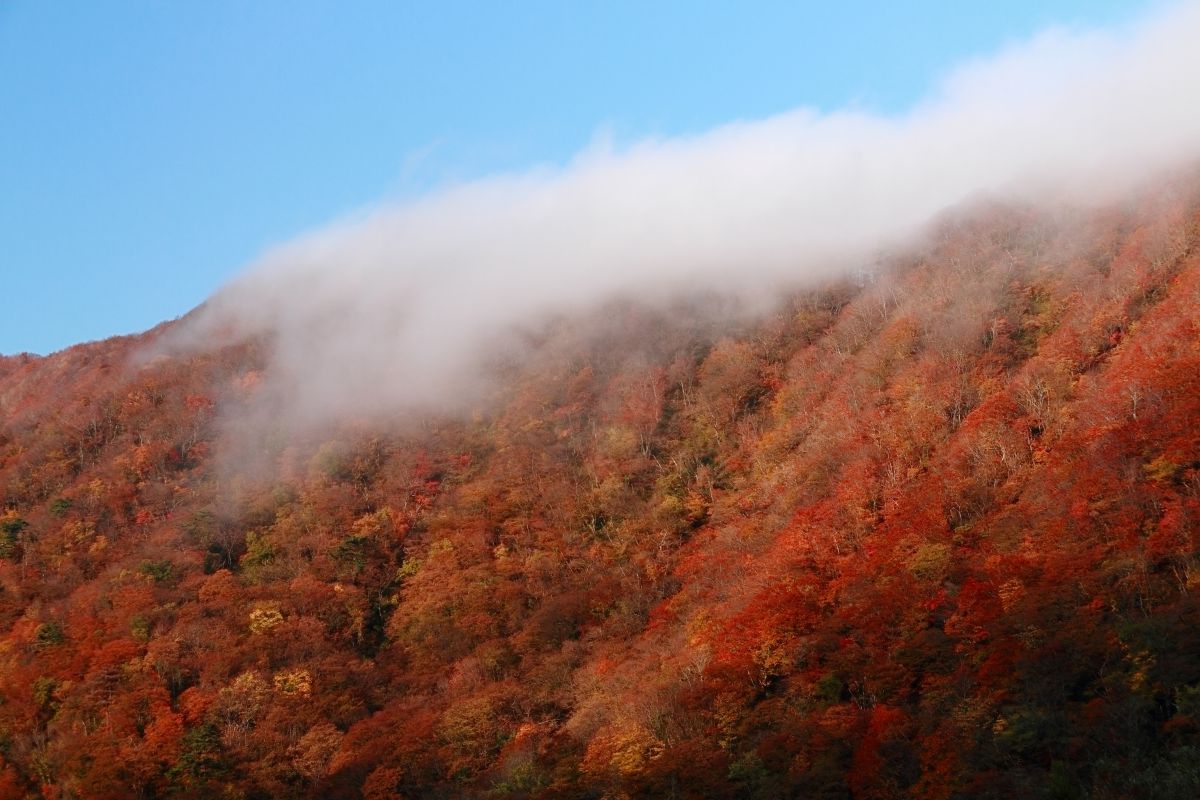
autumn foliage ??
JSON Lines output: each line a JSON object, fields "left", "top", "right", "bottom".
{"left": 2, "top": 180, "right": 1200, "bottom": 798}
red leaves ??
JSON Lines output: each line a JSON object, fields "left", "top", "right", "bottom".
{"left": 850, "top": 705, "right": 910, "bottom": 798}
{"left": 2, "top": 185, "right": 1200, "bottom": 798}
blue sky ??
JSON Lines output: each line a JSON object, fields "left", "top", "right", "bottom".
{"left": 0, "top": 1, "right": 1155, "bottom": 355}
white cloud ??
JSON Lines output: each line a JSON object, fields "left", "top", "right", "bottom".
{"left": 165, "top": 2, "right": 1200, "bottom": 427}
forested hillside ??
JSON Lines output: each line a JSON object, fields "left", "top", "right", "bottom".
{"left": 1, "top": 180, "right": 1199, "bottom": 798}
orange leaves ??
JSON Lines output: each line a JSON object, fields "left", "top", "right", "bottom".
{"left": 183, "top": 394, "right": 214, "bottom": 413}
{"left": 581, "top": 724, "right": 665, "bottom": 781}
{"left": 3, "top": 184, "right": 1200, "bottom": 798}
{"left": 177, "top": 686, "right": 212, "bottom": 724}
{"left": 141, "top": 707, "right": 185, "bottom": 765}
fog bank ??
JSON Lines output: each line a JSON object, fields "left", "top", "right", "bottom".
{"left": 166, "top": 2, "right": 1200, "bottom": 426}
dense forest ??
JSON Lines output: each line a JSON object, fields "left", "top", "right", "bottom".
{"left": 1, "top": 178, "right": 1199, "bottom": 799}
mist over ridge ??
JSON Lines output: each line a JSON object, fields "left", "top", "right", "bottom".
{"left": 9, "top": 6, "right": 1200, "bottom": 797}
{"left": 166, "top": 1, "right": 1200, "bottom": 427}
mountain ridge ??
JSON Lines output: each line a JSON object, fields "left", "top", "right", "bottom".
{"left": 1, "top": 180, "right": 1199, "bottom": 798}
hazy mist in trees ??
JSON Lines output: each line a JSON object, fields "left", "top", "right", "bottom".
{"left": 161, "top": 2, "right": 1200, "bottom": 428}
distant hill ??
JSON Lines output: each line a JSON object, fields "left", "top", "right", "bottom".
{"left": 1, "top": 179, "right": 1199, "bottom": 798}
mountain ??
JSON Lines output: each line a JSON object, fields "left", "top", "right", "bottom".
{"left": 2, "top": 178, "right": 1199, "bottom": 799}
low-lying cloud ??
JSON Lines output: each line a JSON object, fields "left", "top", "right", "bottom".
{"left": 167, "top": 2, "right": 1200, "bottom": 427}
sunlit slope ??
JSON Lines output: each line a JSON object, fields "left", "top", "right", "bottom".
{"left": 1, "top": 183, "right": 1199, "bottom": 798}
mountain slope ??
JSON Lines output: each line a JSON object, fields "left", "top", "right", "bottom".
{"left": 1, "top": 181, "right": 1199, "bottom": 798}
